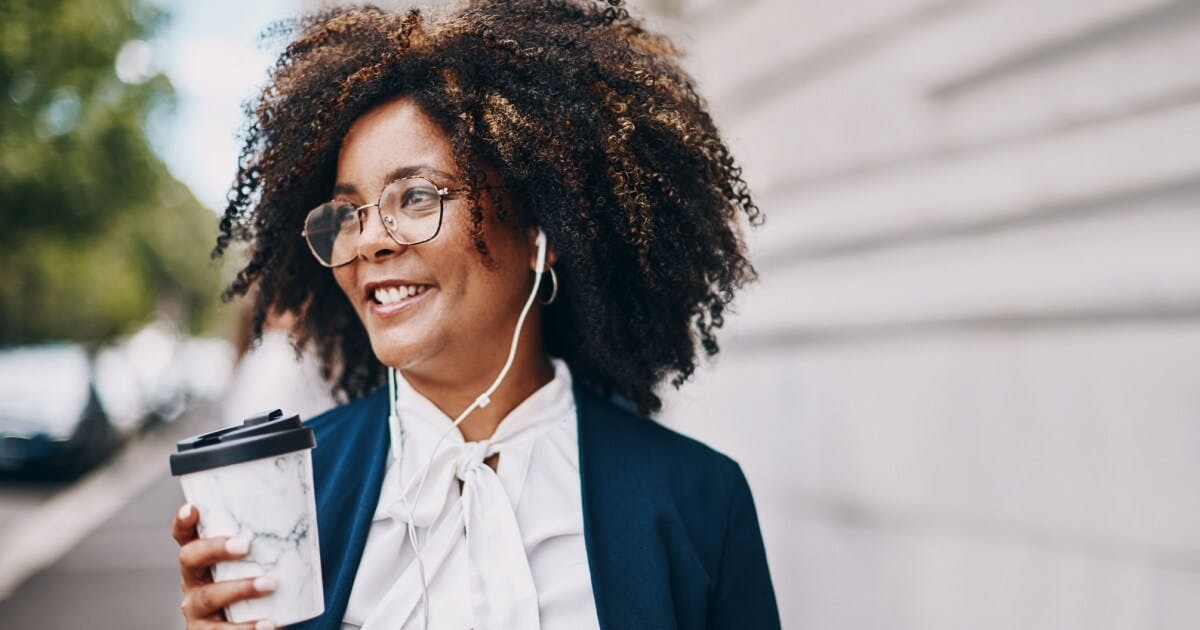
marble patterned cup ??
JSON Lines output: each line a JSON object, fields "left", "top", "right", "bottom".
{"left": 170, "top": 409, "right": 323, "bottom": 626}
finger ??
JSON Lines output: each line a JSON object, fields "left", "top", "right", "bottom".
{"left": 181, "top": 576, "right": 276, "bottom": 620}
{"left": 179, "top": 536, "right": 251, "bottom": 588}
{"left": 172, "top": 504, "right": 199, "bottom": 546}
{"left": 223, "top": 621, "right": 278, "bottom": 630}
{"left": 189, "top": 617, "right": 277, "bottom": 630}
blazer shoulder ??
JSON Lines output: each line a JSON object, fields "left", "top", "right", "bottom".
{"left": 574, "top": 383, "right": 778, "bottom": 628}
{"left": 303, "top": 386, "right": 388, "bottom": 439}
{"left": 574, "top": 383, "right": 742, "bottom": 490}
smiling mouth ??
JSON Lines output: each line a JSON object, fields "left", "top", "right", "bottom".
{"left": 370, "top": 284, "right": 433, "bottom": 305}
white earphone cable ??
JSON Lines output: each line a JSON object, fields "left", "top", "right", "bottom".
{"left": 386, "top": 229, "right": 547, "bottom": 629}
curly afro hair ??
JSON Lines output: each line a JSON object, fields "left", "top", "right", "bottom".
{"left": 214, "top": 0, "right": 762, "bottom": 415}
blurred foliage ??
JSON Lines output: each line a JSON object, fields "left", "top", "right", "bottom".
{"left": 0, "top": 0, "right": 225, "bottom": 345}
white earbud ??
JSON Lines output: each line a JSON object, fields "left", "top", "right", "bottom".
{"left": 386, "top": 226, "right": 549, "bottom": 629}
{"left": 534, "top": 227, "right": 547, "bottom": 273}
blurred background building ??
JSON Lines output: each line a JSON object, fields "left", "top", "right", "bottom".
{"left": 2, "top": 0, "right": 1198, "bottom": 628}
{"left": 644, "top": 1, "right": 1200, "bottom": 629}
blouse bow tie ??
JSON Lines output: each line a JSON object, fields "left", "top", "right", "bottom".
{"left": 367, "top": 428, "right": 546, "bottom": 629}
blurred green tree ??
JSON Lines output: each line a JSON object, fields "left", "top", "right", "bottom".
{"left": 0, "top": 0, "right": 224, "bottom": 345}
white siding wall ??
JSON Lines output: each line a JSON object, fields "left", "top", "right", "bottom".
{"left": 646, "top": 1, "right": 1200, "bottom": 628}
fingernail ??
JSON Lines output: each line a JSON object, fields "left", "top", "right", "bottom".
{"left": 255, "top": 621, "right": 276, "bottom": 630}
{"left": 177, "top": 504, "right": 192, "bottom": 520}
{"left": 254, "top": 576, "right": 277, "bottom": 593}
{"left": 225, "top": 537, "right": 250, "bottom": 555}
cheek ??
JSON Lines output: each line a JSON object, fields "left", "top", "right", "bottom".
{"left": 437, "top": 215, "right": 491, "bottom": 290}
{"left": 427, "top": 238, "right": 505, "bottom": 323}
{"left": 331, "top": 268, "right": 359, "bottom": 310}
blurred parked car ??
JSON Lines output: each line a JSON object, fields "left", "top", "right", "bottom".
{"left": 0, "top": 344, "right": 122, "bottom": 479}
{"left": 0, "top": 324, "right": 235, "bottom": 480}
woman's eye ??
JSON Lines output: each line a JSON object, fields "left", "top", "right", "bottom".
{"left": 336, "top": 204, "right": 358, "bottom": 226}
{"left": 402, "top": 189, "right": 437, "bottom": 206}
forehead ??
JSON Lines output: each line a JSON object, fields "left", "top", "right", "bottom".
{"left": 335, "top": 96, "right": 459, "bottom": 196}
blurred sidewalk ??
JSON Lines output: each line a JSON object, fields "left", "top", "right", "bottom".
{"left": 0, "top": 412, "right": 216, "bottom": 630}
{"left": 0, "top": 328, "right": 334, "bottom": 630}
{"left": 0, "top": 475, "right": 188, "bottom": 629}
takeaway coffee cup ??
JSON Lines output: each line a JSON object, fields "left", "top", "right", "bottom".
{"left": 170, "top": 409, "right": 323, "bottom": 626}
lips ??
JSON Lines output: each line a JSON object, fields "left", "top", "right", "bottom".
{"left": 371, "top": 283, "right": 430, "bottom": 305}
{"left": 363, "top": 279, "right": 436, "bottom": 317}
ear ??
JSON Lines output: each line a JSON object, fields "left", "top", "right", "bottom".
{"left": 526, "top": 226, "right": 558, "bottom": 271}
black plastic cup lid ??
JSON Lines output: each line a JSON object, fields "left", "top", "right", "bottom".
{"left": 169, "top": 409, "right": 316, "bottom": 476}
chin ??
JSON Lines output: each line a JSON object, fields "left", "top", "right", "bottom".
{"left": 368, "top": 338, "right": 418, "bottom": 371}
{"left": 366, "top": 326, "right": 442, "bottom": 373}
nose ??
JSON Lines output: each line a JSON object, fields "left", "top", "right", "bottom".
{"left": 355, "top": 205, "right": 403, "bottom": 261}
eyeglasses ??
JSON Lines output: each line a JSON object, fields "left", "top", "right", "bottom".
{"left": 302, "top": 175, "right": 485, "bottom": 268}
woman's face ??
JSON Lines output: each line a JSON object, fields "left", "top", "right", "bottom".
{"left": 330, "top": 96, "right": 543, "bottom": 382}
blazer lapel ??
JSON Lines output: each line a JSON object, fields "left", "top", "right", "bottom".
{"left": 575, "top": 382, "right": 675, "bottom": 630}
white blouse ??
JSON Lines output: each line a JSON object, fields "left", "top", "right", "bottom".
{"left": 340, "top": 357, "right": 601, "bottom": 630}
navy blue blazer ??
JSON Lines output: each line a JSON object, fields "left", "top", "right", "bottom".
{"left": 288, "top": 380, "right": 780, "bottom": 629}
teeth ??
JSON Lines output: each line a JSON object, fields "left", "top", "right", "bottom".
{"left": 373, "top": 285, "right": 429, "bottom": 305}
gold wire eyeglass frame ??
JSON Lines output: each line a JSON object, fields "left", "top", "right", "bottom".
{"left": 300, "top": 175, "right": 492, "bottom": 268}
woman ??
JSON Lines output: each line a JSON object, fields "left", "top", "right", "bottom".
{"left": 171, "top": 1, "right": 778, "bottom": 628}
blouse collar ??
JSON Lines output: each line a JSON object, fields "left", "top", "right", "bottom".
{"left": 391, "top": 355, "right": 574, "bottom": 446}
{"left": 373, "top": 356, "right": 575, "bottom": 523}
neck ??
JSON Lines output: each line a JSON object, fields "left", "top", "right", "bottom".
{"left": 400, "top": 333, "right": 556, "bottom": 443}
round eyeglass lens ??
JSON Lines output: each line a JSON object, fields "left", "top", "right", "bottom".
{"left": 304, "top": 201, "right": 359, "bottom": 267}
{"left": 379, "top": 177, "right": 444, "bottom": 244}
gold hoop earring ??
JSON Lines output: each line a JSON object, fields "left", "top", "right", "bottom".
{"left": 537, "top": 266, "right": 558, "bottom": 305}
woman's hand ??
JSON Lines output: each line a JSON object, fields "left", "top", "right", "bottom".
{"left": 172, "top": 503, "right": 278, "bottom": 630}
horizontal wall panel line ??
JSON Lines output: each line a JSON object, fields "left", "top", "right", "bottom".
{"left": 929, "top": 0, "right": 1200, "bottom": 100}
{"left": 777, "top": 490, "right": 1200, "bottom": 572}
{"left": 758, "top": 175, "right": 1200, "bottom": 268}
{"left": 726, "top": 307, "right": 1200, "bottom": 351}
{"left": 763, "top": 84, "right": 1200, "bottom": 200}
{"left": 674, "top": 0, "right": 768, "bottom": 28}
{"left": 716, "top": 0, "right": 979, "bottom": 123}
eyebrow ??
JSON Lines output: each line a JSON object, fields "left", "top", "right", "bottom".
{"left": 332, "top": 165, "right": 460, "bottom": 197}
